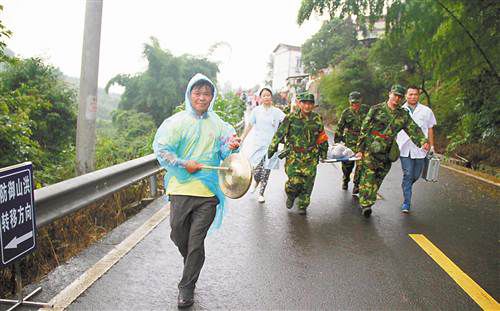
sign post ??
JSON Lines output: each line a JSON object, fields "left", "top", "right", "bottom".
{"left": 0, "top": 162, "right": 51, "bottom": 310}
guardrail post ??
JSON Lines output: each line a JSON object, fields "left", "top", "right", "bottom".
{"left": 149, "top": 175, "right": 158, "bottom": 198}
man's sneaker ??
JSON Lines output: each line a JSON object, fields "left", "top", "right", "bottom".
{"left": 297, "top": 208, "right": 307, "bottom": 215}
{"left": 352, "top": 185, "right": 359, "bottom": 195}
{"left": 361, "top": 206, "right": 372, "bottom": 218}
{"left": 286, "top": 197, "right": 295, "bottom": 209}
{"left": 342, "top": 181, "right": 348, "bottom": 190}
{"left": 401, "top": 203, "right": 410, "bottom": 214}
{"left": 257, "top": 195, "right": 265, "bottom": 203}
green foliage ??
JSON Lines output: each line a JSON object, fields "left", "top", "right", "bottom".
{"left": 0, "top": 5, "right": 12, "bottom": 61}
{"left": 299, "top": 0, "right": 500, "bottom": 167}
{"left": 0, "top": 57, "right": 77, "bottom": 186}
{"left": 0, "top": 58, "right": 77, "bottom": 153}
{"left": 319, "top": 48, "right": 384, "bottom": 117}
{"left": 106, "top": 37, "right": 219, "bottom": 126}
{"left": 297, "top": 0, "right": 386, "bottom": 26}
{"left": 95, "top": 109, "right": 156, "bottom": 169}
{"left": 0, "top": 94, "right": 41, "bottom": 167}
{"left": 301, "top": 18, "right": 358, "bottom": 73}
{"left": 212, "top": 92, "right": 246, "bottom": 127}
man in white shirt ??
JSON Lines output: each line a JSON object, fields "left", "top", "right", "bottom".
{"left": 396, "top": 85, "right": 437, "bottom": 213}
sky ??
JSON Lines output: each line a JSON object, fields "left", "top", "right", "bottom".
{"left": 2, "top": 0, "right": 325, "bottom": 92}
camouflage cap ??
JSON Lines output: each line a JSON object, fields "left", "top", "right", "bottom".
{"left": 348, "top": 91, "right": 362, "bottom": 103}
{"left": 390, "top": 84, "right": 406, "bottom": 96}
{"left": 298, "top": 92, "right": 315, "bottom": 103}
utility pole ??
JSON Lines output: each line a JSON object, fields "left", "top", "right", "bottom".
{"left": 76, "top": 0, "right": 103, "bottom": 175}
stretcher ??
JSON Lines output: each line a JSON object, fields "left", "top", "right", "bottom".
{"left": 321, "top": 156, "right": 361, "bottom": 163}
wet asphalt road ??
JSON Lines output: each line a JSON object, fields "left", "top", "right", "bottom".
{"left": 5, "top": 161, "right": 496, "bottom": 311}
{"left": 43, "top": 159, "right": 497, "bottom": 311}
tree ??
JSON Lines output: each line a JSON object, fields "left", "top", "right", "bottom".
{"left": 0, "top": 58, "right": 77, "bottom": 153}
{"left": 299, "top": 0, "right": 500, "bottom": 154}
{"left": 106, "top": 37, "right": 219, "bottom": 125}
{"left": 297, "top": 0, "right": 385, "bottom": 27}
{"left": 0, "top": 57, "right": 77, "bottom": 186}
{"left": 297, "top": 0, "right": 499, "bottom": 80}
{"left": 319, "top": 48, "right": 384, "bottom": 117}
{"left": 95, "top": 109, "right": 156, "bottom": 169}
{"left": 301, "top": 18, "right": 359, "bottom": 74}
{"left": 0, "top": 5, "right": 12, "bottom": 62}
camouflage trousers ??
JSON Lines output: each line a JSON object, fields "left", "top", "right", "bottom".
{"left": 284, "top": 155, "right": 318, "bottom": 210}
{"left": 341, "top": 160, "right": 361, "bottom": 185}
{"left": 254, "top": 157, "right": 271, "bottom": 196}
{"left": 358, "top": 153, "right": 392, "bottom": 207}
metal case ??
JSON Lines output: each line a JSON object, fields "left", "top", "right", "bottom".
{"left": 422, "top": 155, "right": 440, "bottom": 182}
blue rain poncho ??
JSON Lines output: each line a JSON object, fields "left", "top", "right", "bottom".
{"left": 152, "top": 73, "right": 237, "bottom": 230}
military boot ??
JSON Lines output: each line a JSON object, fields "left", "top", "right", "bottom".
{"left": 361, "top": 206, "right": 372, "bottom": 218}
{"left": 342, "top": 181, "right": 348, "bottom": 190}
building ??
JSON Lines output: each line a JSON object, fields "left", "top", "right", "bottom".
{"left": 271, "top": 43, "right": 305, "bottom": 92}
{"left": 357, "top": 19, "right": 385, "bottom": 46}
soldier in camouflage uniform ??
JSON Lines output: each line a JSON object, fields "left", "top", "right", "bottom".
{"left": 335, "top": 91, "right": 366, "bottom": 194}
{"left": 355, "top": 85, "right": 429, "bottom": 217}
{"left": 268, "top": 92, "right": 329, "bottom": 215}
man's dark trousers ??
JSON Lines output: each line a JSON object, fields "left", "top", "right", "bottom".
{"left": 169, "top": 195, "right": 218, "bottom": 294}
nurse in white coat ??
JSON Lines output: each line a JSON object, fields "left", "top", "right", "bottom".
{"left": 240, "top": 87, "right": 286, "bottom": 203}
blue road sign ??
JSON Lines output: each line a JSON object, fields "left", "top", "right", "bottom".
{"left": 0, "top": 162, "right": 36, "bottom": 268}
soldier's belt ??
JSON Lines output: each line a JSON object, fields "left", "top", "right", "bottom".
{"left": 347, "top": 129, "right": 360, "bottom": 134}
{"left": 371, "top": 130, "right": 390, "bottom": 141}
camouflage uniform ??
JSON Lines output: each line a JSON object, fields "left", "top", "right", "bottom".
{"left": 282, "top": 105, "right": 291, "bottom": 115}
{"left": 335, "top": 103, "right": 366, "bottom": 189}
{"left": 268, "top": 96, "right": 328, "bottom": 212}
{"left": 356, "top": 102, "right": 427, "bottom": 210}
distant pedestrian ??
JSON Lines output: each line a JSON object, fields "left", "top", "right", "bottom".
{"left": 240, "top": 87, "right": 286, "bottom": 203}
{"left": 396, "top": 85, "right": 437, "bottom": 213}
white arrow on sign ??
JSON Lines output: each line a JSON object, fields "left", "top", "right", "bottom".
{"left": 5, "top": 231, "right": 33, "bottom": 249}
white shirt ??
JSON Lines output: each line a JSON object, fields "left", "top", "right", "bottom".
{"left": 396, "top": 102, "right": 437, "bottom": 159}
{"left": 241, "top": 105, "right": 285, "bottom": 167}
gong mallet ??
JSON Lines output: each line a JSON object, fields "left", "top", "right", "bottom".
{"left": 200, "top": 165, "right": 232, "bottom": 171}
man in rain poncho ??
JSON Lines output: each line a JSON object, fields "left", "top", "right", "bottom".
{"left": 153, "top": 73, "right": 241, "bottom": 308}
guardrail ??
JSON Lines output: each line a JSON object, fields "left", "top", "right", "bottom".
{"left": 34, "top": 154, "right": 162, "bottom": 228}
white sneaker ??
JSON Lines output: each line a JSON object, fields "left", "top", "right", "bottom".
{"left": 257, "top": 195, "right": 265, "bottom": 203}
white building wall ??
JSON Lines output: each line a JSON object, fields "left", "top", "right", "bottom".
{"left": 271, "top": 45, "right": 305, "bottom": 92}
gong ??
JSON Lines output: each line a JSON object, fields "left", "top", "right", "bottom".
{"left": 200, "top": 153, "right": 253, "bottom": 199}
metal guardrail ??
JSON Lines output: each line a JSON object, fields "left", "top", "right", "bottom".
{"left": 34, "top": 154, "right": 162, "bottom": 228}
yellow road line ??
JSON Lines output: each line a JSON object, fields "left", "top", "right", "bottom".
{"left": 40, "top": 206, "right": 169, "bottom": 311}
{"left": 409, "top": 234, "right": 499, "bottom": 310}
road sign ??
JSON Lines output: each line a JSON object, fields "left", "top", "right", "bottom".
{"left": 0, "top": 162, "right": 36, "bottom": 268}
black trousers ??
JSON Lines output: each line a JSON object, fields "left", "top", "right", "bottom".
{"left": 169, "top": 195, "right": 218, "bottom": 292}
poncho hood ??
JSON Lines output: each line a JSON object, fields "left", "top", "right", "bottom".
{"left": 185, "top": 73, "right": 218, "bottom": 117}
